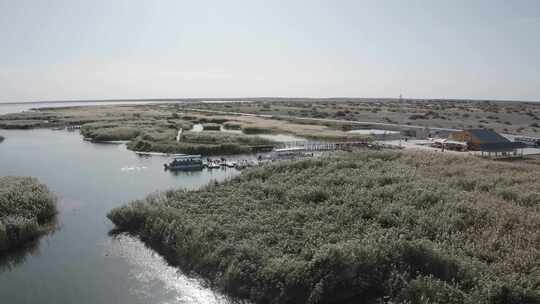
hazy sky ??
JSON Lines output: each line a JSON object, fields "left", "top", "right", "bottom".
{"left": 1, "top": 0, "right": 539, "bottom": 102}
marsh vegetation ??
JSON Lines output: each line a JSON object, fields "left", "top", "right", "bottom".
{"left": 185, "top": 99, "right": 540, "bottom": 136}
{"left": 108, "top": 151, "right": 540, "bottom": 303}
{"left": 128, "top": 131, "right": 275, "bottom": 155}
{"left": 0, "top": 103, "right": 370, "bottom": 155}
{"left": 0, "top": 177, "right": 57, "bottom": 252}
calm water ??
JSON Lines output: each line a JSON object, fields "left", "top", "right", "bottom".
{"left": 0, "top": 129, "right": 239, "bottom": 304}
{"left": 0, "top": 101, "right": 175, "bottom": 115}
{"left": 0, "top": 100, "right": 254, "bottom": 115}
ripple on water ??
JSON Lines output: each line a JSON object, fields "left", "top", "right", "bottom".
{"left": 120, "top": 166, "right": 148, "bottom": 172}
{"left": 103, "top": 234, "right": 232, "bottom": 304}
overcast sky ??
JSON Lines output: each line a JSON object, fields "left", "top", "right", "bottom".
{"left": 1, "top": 0, "right": 539, "bottom": 102}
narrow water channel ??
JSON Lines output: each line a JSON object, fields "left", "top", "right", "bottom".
{"left": 0, "top": 129, "right": 238, "bottom": 304}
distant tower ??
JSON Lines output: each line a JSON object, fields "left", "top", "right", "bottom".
{"left": 399, "top": 92, "right": 403, "bottom": 145}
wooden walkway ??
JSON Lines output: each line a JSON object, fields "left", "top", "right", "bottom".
{"left": 274, "top": 140, "right": 373, "bottom": 152}
{"left": 249, "top": 140, "right": 403, "bottom": 153}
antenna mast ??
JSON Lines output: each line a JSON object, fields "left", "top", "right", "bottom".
{"left": 399, "top": 92, "right": 403, "bottom": 146}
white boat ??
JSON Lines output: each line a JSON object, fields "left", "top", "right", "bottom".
{"left": 207, "top": 162, "right": 221, "bottom": 169}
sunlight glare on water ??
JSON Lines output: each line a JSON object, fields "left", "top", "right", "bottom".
{"left": 103, "top": 234, "right": 231, "bottom": 304}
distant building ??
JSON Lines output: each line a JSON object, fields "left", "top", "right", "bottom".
{"left": 449, "top": 129, "right": 526, "bottom": 157}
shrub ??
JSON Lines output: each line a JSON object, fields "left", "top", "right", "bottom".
{"left": 223, "top": 122, "right": 242, "bottom": 130}
{"left": 198, "top": 118, "right": 229, "bottom": 124}
{"left": 127, "top": 139, "right": 252, "bottom": 155}
{"left": 202, "top": 123, "right": 221, "bottom": 131}
{"left": 126, "top": 130, "right": 275, "bottom": 155}
{"left": 0, "top": 177, "right": 57, "bottom": 252}
{"left": 242, "top": 126, "right": 273, "bottom": 134}
{"left": 80, "top": 122, "right": 141, "bottom": 141}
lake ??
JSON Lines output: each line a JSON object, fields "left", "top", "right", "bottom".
{"left": 0, "top": 129, "right": 239, "bottom": 304}
{"left": 0, "top": 100, "right": 254, "bottom": 115}
{"left": 0, "top": 101, "right": 178, "bottom": 115}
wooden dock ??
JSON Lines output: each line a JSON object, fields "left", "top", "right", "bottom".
{"left": 248, "top": 140, "right": 403, "bottom": 153}
{"left": 274, "top": 140, "right": 374, "bottom": 152}
{"left": 66, "top": 125, "right": 81, "bottom": 130}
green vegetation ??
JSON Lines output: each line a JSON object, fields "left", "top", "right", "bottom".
{"left": 0, "top": 111, "right": 67, "bottom": 129}
{"left": 223, "top": 122, "right": 242, "bottom": 130}
{"left": 79, "top": 118, "right": 276, "bottom": 155}
{"left": 0, "top": 119, "right": 51, "bottom": 129}
{"left": 0, "top": 177, "right": 57, "bottom": 252}
{"left": 241, "top": 126, "right": 273, "bottom": 134}
{"left": 197, "top": 117, "right": 229, "bottom": 124}
{"left": 0, "top": 103, "right": 379, "bottom": 154}
{"left": 109, "top": 151, "right": 540, "bottom": 303}
{"left": 81, "top": 122, "right": 141, "bottom": 141}
{"left": 128, "top": 131, "right": 275, "bottom": 155}
{"left": 0, "top": 105, "right": 290, "bottom": 155}
{"left": 128, "top": 140, "right": 252, "bottom": 155}
{"left": 201, "top": 123, "right": 221, "bottom": 131}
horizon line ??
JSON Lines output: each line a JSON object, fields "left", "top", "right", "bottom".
{"left": 1, "top": 96, "right": 539, "bottom": 105}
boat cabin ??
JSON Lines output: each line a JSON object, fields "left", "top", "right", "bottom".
{"left": 164, "top": 155, "right": 203, "bottom": 170}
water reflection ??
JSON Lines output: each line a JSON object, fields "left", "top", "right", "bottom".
{"left": 0, "top": 218, "right": 59, "bottom": 272}
{"left": 105, "top": 233, "right": 231, "bottom": 304}
{"left": 0, "top": 240, "right": 41, "bottom": 271}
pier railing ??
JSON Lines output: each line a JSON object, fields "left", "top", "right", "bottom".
{"left": 274, "top": 140, "right": 374, "bottom": 152}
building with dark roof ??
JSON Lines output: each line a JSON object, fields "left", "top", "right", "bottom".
{"left": 449, "top": 129, "right": 526, "bottom": 157}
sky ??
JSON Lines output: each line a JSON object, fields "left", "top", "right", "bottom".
{"left": 0, "top": 0, "right": 539, "bottom": 102}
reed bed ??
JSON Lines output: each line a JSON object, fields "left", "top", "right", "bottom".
{"left": 108, "top": 151, "right": 540, "bottom": 304}
{"left": 81, "top": 124, "right": 141, "bottom": 141}
{"left": 128, "top": 131, "right": 275, "bottom": 155}
{"left": 0, "top": 177, "right": 57, "bottom": 252}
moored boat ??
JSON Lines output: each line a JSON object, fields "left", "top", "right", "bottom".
{"left": 164, "top": 155, "right": 203, "bottom": 171}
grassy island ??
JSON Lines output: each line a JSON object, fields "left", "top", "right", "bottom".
{"left": 108, "top": 151, "right": 539, "bottom": 304}
{"left": 0, "top": 177, "right": 57, "bottom": 252}
{"left": 127, "top": 131, "right": 275, "bottom": 155}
